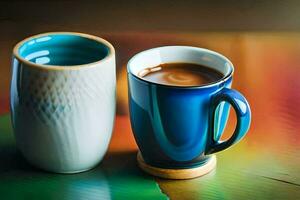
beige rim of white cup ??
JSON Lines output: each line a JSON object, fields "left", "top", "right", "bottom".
{"left": 13, "top": 32, "right": 115, "bottom": 71}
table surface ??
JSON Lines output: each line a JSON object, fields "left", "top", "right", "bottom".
{"left": 0, "top": 32, "right": 300, "bottom": 199}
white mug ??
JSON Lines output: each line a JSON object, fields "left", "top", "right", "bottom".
{"left": 10, "top": 32, "right": 116, "bottom": 173}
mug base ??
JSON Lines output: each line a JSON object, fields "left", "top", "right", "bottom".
{"left": 137, "top": 151, "right": 216, "bottom": 179}
{"left": 31, "top": 163, "right": 99, "bottom": 174}
{"left": 51, "top": 166, "right": 96, "bottom": 174}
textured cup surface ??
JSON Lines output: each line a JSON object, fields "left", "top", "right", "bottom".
{"left": 10, "top": 32, "right": 116, "bottom": 173}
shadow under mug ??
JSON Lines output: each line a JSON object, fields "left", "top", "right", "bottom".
{"left": 127, "top": 46, "right": 251, "bottom": 169}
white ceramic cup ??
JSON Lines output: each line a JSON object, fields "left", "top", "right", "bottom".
{"left": 10, "top": 32, "right": 116, "bottom": 173}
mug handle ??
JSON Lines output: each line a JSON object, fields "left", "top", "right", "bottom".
{"left": 205, "top": 88, "right": 251, "bottom": 154}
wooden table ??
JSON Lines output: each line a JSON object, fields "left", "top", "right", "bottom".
{"left": 0, "top": 32, "right": 300, "bottom": 199}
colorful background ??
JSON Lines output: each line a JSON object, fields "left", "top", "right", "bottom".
{"left": 1, "top": 1, "right": 300, "bottom": 199}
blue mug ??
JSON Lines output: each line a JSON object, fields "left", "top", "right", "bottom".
{"left": 127, "top": 46, "right": 251, "bottom": 172}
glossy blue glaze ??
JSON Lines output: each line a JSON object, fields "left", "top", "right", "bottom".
{"left": 18, "top": 34, "right": 109, "bottom": 66}
{"left": 206, "top": 88, "right": 251, "bottom": 154}
{"left": 127, "top": 46, "right": 251, "bottom": 169}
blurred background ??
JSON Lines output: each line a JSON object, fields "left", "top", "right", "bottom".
{"left": 1, "top": 0, "right": 300, "bottom": 115}
{"left": 1, "top": 2, "right": 300, "bottom": 199}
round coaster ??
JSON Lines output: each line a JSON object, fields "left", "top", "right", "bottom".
{"left": 137, "top": 152, "right": 216, "bottom": 180}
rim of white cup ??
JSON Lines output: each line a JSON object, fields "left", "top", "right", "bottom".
{"left": 13, "top": 32, "right": 115, "bottom": 71}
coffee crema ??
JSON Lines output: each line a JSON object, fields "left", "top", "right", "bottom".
{"left": 138, "top": 63, "right": 224, "bottom": 87}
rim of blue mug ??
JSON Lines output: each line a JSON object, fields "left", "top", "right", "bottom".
{"left": 127, "top": 46, "right": 234, "bottom": 89}
{"left": 12, "top": 32, "right": 115, "bottom": 71}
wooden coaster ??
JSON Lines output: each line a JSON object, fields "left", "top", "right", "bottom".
{"left": 137, "top": 152, "right": 216, "bottom": 179}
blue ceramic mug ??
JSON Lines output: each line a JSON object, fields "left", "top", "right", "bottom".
{"left": 127, "top": 46, "right": 251, "bottom": 170}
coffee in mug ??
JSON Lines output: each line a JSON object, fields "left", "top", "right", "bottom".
{"left": 138, "top": 63, "right": 224, "bottom": 87}
{"left": 127, "top": 46, "right": 251, "bottom": 179}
